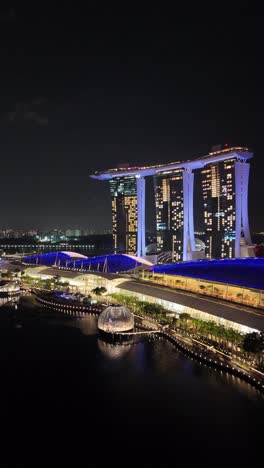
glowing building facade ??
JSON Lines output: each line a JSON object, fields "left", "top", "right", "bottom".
{"left": 110, "top": 176, "right": 137, "bottom": 254}
{"left": 91, "top": 146, "right": 253, "bottom": 261}
{"left": 155, "top": 170, "right": 184, "bottom": 261}
{"left": 202, "top": 159, "right": 235, "bottom": 258}
{"left": 201, "top": 157, "right": 252, "bottom": 259}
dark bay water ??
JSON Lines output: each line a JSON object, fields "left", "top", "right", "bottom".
{"left": 0, "top": 298, "right": 263, "bottom": 464}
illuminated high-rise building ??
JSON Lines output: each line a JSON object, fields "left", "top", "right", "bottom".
{"left": 155, "top": 170, "right": 184, "bottom": 261}
{"left": 201, "top": 151, "right": 253, "bottom": 259}
{"left": 109, "top": 176, "right": 137, "bottom": 254}
{"left": 91, "top": 146, "right": 253, "bottom": 261}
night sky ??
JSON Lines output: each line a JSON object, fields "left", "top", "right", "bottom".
{"left": 0, "top": 5, "right": 263, "bottom": 231}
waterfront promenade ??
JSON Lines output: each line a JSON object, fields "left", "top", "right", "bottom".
{"left": 29, "top": 291, "right": 264, "bottom": 392}
{"left": 21, "top": 264, "right": 264, "bottom": 333}
{"left": 118, "top": 279, "right": 264, "bottom": 332}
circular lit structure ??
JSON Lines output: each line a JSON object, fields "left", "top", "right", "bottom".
{"left": 195, "top": 237, "right": 205, "bottom": 251}
{"left": 98, "top": 305, "right": 134, "bottom": 334}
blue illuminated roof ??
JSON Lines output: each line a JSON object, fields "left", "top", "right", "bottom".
{"left": 23, "top": 252, "right": 144, "bottom": 273}
{"left": 67, "top": 254, "right": 144, "bottom": 272}
{"left": 23, "top": 251, "right": 87, "bottom": 267}
{"left": 153, "top": 258, "right": 264, "bottom": 290}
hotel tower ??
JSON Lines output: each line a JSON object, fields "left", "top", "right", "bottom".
{"left": 91, "top": 146, "right": 253, "bottom": 261}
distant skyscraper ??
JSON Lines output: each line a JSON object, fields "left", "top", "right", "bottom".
{"left": 201, "top": 157, "right": 252, "bottom": 259}
{"left": 155, "top": 170, "right": 184, "bottom": 261}
{"left": 110, "top": 176, "right": 137, "bottom": 254}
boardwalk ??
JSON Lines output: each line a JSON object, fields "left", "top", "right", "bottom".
{"left": 111, "top": 330, "right": 160, "bottom": 336}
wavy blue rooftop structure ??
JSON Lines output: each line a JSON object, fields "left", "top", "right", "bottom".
{"left": 66, "top": 254, "right": 150, "bottom": 273}
{"left": 23, "top": 251, "right": 152, "bottom": 273}
{"left": 23, "top": 251, "right": 87, "bottom": 268}
{"left": 152, "top": 258, "right": 264, "bottom": 290}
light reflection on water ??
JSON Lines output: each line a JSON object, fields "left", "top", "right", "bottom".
{"left": 97, "top": 338, "right": 133, "bottom": 359}
{"left": 0, "top": 298, "right": 263, "bottom": 452}
{"left": 76, "top": 315, "right": 98, "bottom": 336}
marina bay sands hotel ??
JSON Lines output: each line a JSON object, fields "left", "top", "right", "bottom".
{"left": 91, "top": 146, "right": 254, "bottom": 262}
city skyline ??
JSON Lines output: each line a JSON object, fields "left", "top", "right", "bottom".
{"left": 0, "top": 6, "right": 263, "bottom": 231}
{"left": 0, "top": 6, "right": 263, "bottom": 460}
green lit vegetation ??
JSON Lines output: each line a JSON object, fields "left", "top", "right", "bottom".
{"left": 243, "top": 332, "right": 264, "bottom": 354}
{"left": 20, "top": 279, "right": 264, "bottom": 368}
{"left": 110, "top": 293, "right": 264, "bottom": 367}
{"left": 22, "top": 275, "right": 69, "bottom": 291}
{"left": 111, "top": 293, "right": 172, "bottom": 325}
{"left": 242, "top": 332, "right": 264, "bottom": 366}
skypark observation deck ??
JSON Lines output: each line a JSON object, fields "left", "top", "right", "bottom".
{"left": 91, "top": 147, "right": 252, "bottom": 180}
{"left": 91, "top": 147, "right": 253, "bottom": 260}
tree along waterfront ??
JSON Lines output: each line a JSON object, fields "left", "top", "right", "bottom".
{"left": 20, "top": 273, "right": 264, "bottom": 371}
{"left": 22, "top": 275, "right": 70, "bottom": 291}
{"left": 110, "top": 293, "right": 264, "bottom": 370}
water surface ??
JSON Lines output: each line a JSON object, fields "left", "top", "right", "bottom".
{"left": 0, "top": 298, "right": 263, "bottom": 463}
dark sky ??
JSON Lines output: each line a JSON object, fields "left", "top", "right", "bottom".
{"left": 0, "top": 5, "right": 263, "bottom": 231}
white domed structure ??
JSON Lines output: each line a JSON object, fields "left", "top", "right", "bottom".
{"left": 98, "top": 305, "right": 134, "bottom": 333}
